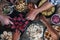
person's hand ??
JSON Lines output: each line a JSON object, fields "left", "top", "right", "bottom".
{"left": 13, "top": 29, "right": 21, "bottom": 40}
{"left": 0, "top": 15, "right": 13, "bottom": 25}
{"left": 26, "top": 9, "right": 39, "bottom": 20}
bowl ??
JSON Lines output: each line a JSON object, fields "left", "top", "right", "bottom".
{"left": 2, "top": 4, "right": 14, "bottom": 15}
{"left": 51, "top": 14, "right": 60, "bottom": 25}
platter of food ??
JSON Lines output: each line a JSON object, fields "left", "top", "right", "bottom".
{"left": 44, "top": 25, "right": 60, "bottom": 40}
{"left": 15, "top": 0, "right": 27, "bottom": 12}
{"left": 42, "top": 6, "right": 55, "bottom": 16}
{"left": 20, "top": 21, "right": 45, "bottom": 40}
{"left": 0, "top": 0, "right": 60, "bottom": 40}
{"left": 0, "top": 31, "right": 12, "bottom": 40}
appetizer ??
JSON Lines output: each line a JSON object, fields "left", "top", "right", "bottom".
{"left": 0, "top": 31, "right": 12, "bottom": 40}
{"left": 44, "top": 25, "right": 60, "bottom": 40}
{"left": 15, "top": 0, "right": 26, "bottom": 12}
{"left": 24, "top": 22, "right": 44, "bottom": 40}
{"left": 42, "top": 7, "right": 55, "bottom": 16}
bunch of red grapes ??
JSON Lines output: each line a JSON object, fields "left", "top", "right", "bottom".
{"left": 5, "top": 13, "right": 29, "bottom": 32}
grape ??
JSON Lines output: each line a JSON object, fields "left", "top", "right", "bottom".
{"left": 19, "top": 26, "right": 24, "bottom": 32}
{"left": 19, "top": 14, "right": 23, "bottom": 18}
{"left": 13, "top": 17, "right": 17, "bottom": 21}
{"left": 19, "top": 22, "right": 23, "bottom": 26}
{"left": 11, "top": 25, "right": 15, "bottom": 29}
{"left": 25, "top": 21, "right": 29, "bottom": 25}
{"left": 16, "top": 26, "right": 19, "bottom": 29}
{"left": 22, "top": 18, "right": 26, "bottom": 22}
{"left": 6, "top": 13, "right": 29, "bottom": 33}
{"left": 14, "top": 22, "right": 19, "bottom": 25}
{"left": 17, "top": 17, "right": 21, "bottom": 21}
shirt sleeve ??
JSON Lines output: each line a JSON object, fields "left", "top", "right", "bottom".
{"left": 49, "top": 0, "right": 60, "bottom": 5}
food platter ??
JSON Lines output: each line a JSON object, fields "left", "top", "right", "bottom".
{"left": 42, "top": 7, "right": 55, "bottom": 16}
{"left": 0, "top": 0, "right": 60, "bottom": 40}
{"left": 15, "top": 0, "right": 27, "bottom": 12}
{"left": 0, "top": 25, "right": 13, "bottom": 40}
{"left": 0, "top": 31, "right": 12, "bottom": 40}
{"left": 44, "top": 25, "right": 60, "bottom": 40}
{"left": 20, "top": 21, "right": 45, "bottom": 40}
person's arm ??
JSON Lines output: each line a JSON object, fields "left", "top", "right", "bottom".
{"left": 37, "top": 1, "right": 54, "bottom": 13}
{"left": 12, "top": 30, "right": 21, "bottom": 40}
{"left": 40, "top": 15, "right": 59, "bottom": 40}
{"left": 0, "top": 2, "right": 13, "bottom": 25}
{"left": 26, "top": 1, "right": 54, "bottom": 20}
{"left": 0, "top": 7, "right": 7, "bottom": 20}
{"left": 38, "top": 0, "right": 60, "bottom": 13}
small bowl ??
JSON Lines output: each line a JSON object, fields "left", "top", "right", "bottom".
{"left": 15, "top": 0, "right": 27, "bottom": 12}
{"left": 2, "top": 4, "right": 14, "bottom": 15}
{"left": 51, "top": 14, "right": 60, "bottom": 25}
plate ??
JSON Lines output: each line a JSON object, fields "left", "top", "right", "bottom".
{"left": 0, "top": 31, "right": 12, "bottom": 40}
{"left": 2, "top": 4, "right": 14, "bottom": 15}
{"left": 20, "top": 21, "right": 45, "bottom": 40}
{"left": 38, "top": 0, "right": 47, "bottom": 7}
{"left": 42, "top": 6, "right": 55, "bottom": 16}
{"left": 15, "top": 0, "right": 27, "bottom": 12}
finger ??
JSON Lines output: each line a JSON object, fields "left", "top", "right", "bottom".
{"left": 26, "top": 17, "right": 33, "bottom": 20}
{"left": 26, "top": 13, "right": 30, "bottom": 17}
{"left": 9, "top": 20, "right": 13, "bottom": 25}
{"left": 26, "top": 16, "right": 33, "bottom": 20}
{"left": 26, "top": 17, "right": 30, "bottom": 20}
{"left": 5, "top": 16, "right": 12, "bottom": 19}
{"left": 15, "top": 29, "right": 20, "bottom": 35}
{"left": 15, "top": 29, "right": 18, "bottom": 32}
